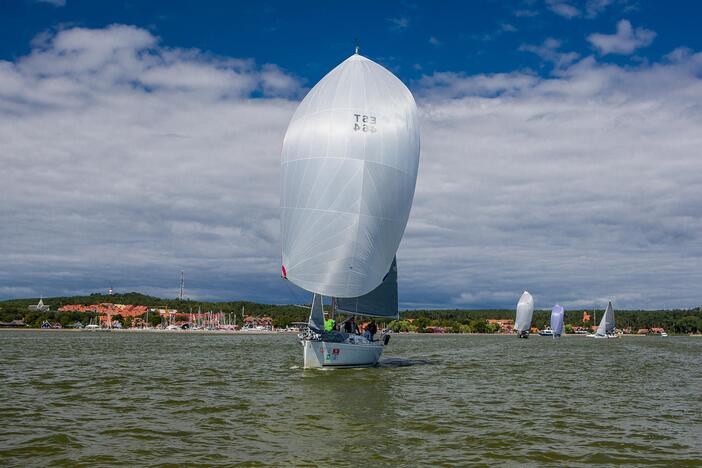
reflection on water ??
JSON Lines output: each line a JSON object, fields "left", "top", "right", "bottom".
{"left": 379, "top": 357, "right": 434, "bottom": 367}
{"left": 0, "top": 331, "right": 701, "bottom": 466}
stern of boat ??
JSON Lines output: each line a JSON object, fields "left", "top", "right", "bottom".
{"left": 302, "top": 339, "right": 385, "bottom": 369}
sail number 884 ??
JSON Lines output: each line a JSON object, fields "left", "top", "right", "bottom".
{"left": 353, "top": 114, "right": 377, "bottom": 133}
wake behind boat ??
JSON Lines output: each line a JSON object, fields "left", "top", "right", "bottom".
{"left": 280, "top": 48, "right": 420, "bottom": 369}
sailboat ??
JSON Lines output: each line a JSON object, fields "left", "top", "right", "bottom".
{"left": 515, "top": 291, "right": 534, "bottom": 338}
{"left": 280, "top": 48, "right": 420, "bottom": 369}
{"left": 550, "top": 304, "right": 565, "bottom": 338}
{"left": 587, "top": 301, "right": 619, "bottom": 338}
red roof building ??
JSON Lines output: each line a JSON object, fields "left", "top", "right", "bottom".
{"left": 58, "top": 303, "right": 149, "bottom": 317}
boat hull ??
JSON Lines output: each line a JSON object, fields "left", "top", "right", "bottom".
{"left": 302, "top": 340, "right": 384, "bottom": 369}
{"left": 586, "top": 333, "right": 620, "bottom": 338}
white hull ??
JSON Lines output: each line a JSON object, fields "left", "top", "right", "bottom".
{"left": 586, "top": 333, "right": 620, "bottom": 338}
{"left": 302, "top": 340, "right": 384, "bottom": 369}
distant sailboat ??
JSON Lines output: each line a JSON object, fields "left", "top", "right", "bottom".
{"left": 550, "top": 304, "right": 565, "bottom": 338}
{"left": 84, "top": 313, "right": 100, "bottom": 330}
{"left": 515, "top": 291, "right": 534, "bottom": 339}
{"left": 588, "top": 301, "right": 619, "bottom": 338}
{"left": 280, "top": 49, "right": 420, "bottom": 368}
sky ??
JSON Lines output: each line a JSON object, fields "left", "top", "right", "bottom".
{"left": 1, "top": 0, "right": 701, "bottom": 310}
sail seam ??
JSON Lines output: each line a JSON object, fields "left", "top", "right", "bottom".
{"left": 282, "top": 158, "right": 414, "bottom": 177}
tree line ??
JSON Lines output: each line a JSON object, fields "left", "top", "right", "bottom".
{"left": 1, "top": 293, "right": 701, "bottom": 334}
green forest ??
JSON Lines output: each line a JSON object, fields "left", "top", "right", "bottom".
{"left": 1, "top": 292, "right": 701, "bottom": 334}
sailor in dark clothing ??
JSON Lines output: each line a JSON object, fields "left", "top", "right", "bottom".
{"left": 344, "top": 316, "right": 359, "bottom": 334}
{"left": 367, "top": 319, "right": 378, "bottom": 342}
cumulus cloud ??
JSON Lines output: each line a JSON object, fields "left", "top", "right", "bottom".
{"left": 2, "top": 25, "right": 702, "bottom": 310}
{"left": 406, "top": 52, "right": 702, "bottom": 309}
{"left": 588, "top": 19, "right": 657, "bottom": 55}
{"left": 514, "top": 9, "right": 539, "bottom": 17}
{"left": 546, "top": 0, "right": 581, "bottom": 18}
{"left": 0, "top": 25, "right": 302, "bottom": 303}
{"left": 519, "top": 38, "right": 580, "bottom": 69}
{"left": 36, "top": 0, "right": 66, "bottom": 6}
{"left": 387, "top": 16, "right": 410, "bottom": 31}
{"left": 585, "top": 0, "right": 613, "bottom": 18}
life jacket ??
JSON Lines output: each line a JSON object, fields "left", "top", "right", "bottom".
{"left": 324, "top": 318, "right": 335, "bottom": 331}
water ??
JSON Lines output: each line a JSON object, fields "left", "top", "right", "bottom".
{"left": 1, "top": 331, "right": 701, "bottom": 466}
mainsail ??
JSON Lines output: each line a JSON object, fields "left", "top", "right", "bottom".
{"left": 551, "top": 304, "right": 565, "bottom": 336}
{"left": 280, "top": 52, "right": 420, "bottom": 298}
{"left": 308, "top": 293, "right": 325, "bottom": 330}
{"left": 335, "top": 257, "right": 398, "bottom": 319}
{"left": 515, "top": 291, "right": 534, "bottom": 333}
{"left": 595, "top": 301, "right": 615, "bottom": 336}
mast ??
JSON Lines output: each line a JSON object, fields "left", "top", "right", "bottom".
{"left": 179, "top": 270, "right": 184, "bottom": 300}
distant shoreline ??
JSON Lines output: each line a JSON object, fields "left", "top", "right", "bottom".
{"left": 1, "top": 328, "right": 699, "bottom": 337}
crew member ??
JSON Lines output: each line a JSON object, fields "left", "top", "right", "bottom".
{"left": 367, "top": 319, "right": 378, "bottom": 341}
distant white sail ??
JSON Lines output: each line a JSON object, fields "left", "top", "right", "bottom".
{"left": 595, "top": 301, "right": 615, "bottom": 336}
{"left": 280, "top": 53, "right": 420, "bottom": 298}
{"left": 515, "top": 291, "right": 534, "bottom": 333}
{"left": 551, "top": 304, "right": 565, "bottom": 336}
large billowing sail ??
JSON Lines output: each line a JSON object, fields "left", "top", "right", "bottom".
{"left": 280, "top": 53, "right": 420, "bottom": 298}
{"left": 596, "top": 301, "right": 615, "bottom": 336}
{"left": 515, "top": 291, "right": 534, "bottom": 333}
{"left": 335, "top": 257, "right": 398, "bottom": 319}
{"left": 551, "top": 304, "right": 565, "bottom": 336}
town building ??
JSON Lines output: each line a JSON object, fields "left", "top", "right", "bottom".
{"left": 487, "top": 319, "right": 514, "bottom": 333}
{"left": 59, "top": 303, "right": 149, "bottom": 317}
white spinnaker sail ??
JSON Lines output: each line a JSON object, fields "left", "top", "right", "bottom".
{"left": 281, "top": 53, "right": 420, "bottom": 298}
{"left": 551, "top": 304, "right": 565, "bottom": 335}
{"left": 596, "top": 301, "right": 615, "bottom": 336}
{"left": 515, "top": 291, "right": 534, "bottom": 333}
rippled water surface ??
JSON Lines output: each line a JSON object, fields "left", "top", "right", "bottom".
{"left": 1, "top": 331, "right": 701, "bottom": 466}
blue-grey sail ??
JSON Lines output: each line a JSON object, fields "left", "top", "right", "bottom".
{"left": 551, "top": 304, "right": 565, "bottom": 336}
{"left": 335, "top": 257, "right": 398, "bottom": 319}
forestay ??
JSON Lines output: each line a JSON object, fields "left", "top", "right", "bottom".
{"left": 551, "top": 304, "right": 565, "bottom": 335}
{"left": 515, "top": 291, "right": 534, "bottom": 333}
{"left": 335, "top": 257, "right": 398, "bottom": 319}
{"left": 280, "top": 53, "right": 420, "bottom": 298}
{"left": 596, "top": 301, "right": 615, "bottom": 336}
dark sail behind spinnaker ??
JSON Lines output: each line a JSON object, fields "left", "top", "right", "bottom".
{"left": 335, "top": 257, "right": 398, "bottom": 319}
